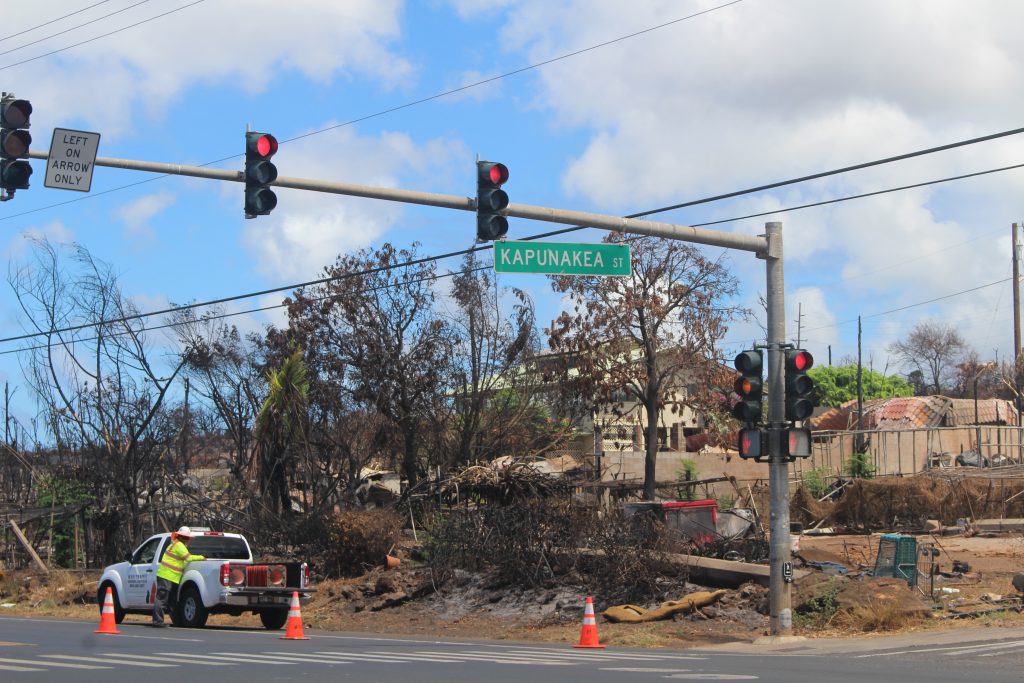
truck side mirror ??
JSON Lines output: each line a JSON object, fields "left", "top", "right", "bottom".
{"left": 126, "top": 553, "right": 134, "bottom": 563}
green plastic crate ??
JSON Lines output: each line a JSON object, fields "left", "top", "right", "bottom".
{"left": 873, "top": 534, "right": 918, "bottom": 586}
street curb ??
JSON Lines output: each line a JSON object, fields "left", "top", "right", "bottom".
{"left": 752, "top": 635, "right": 807, "bottom": 645}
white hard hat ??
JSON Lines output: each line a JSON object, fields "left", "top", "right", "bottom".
{"left": 176, "top": 526, "right": 193, "bottom": 538}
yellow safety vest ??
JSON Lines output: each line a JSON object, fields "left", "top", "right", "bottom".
{"left": 156, "top": 540, "right": 205, "bottom": 584}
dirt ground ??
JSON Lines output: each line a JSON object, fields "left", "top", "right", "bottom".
{"left": 2, "top": 532, "right": 1023, "bottom": 648}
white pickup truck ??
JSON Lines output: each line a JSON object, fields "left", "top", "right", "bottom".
{"left": 97, "top": 529, "right": 314, "bottom": 629}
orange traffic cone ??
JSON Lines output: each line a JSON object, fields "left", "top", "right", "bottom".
{"left": 573, "top": 596, "right": 605, "bottom": 649}
{"left": 280, "top": 591, "right": 309, "bottom": 640}
{"left": 95, "top": 587, "right": 120, "bottom": 635}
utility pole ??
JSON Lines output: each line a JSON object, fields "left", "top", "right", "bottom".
{"left": 26, "top": 146, "right": 796, "bottom": 637}
{"left": 794, "top": 302, "right": 803, "bottom": 348}
{"left": 1013, "top": 223, "right": 1021, "bottom": 428}
{"left": 856, "top": 316, "right": 864, "bottom": 453}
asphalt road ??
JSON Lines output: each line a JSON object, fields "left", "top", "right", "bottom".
{"left": 1, "top": 616, "right": 1022, "bottom": 683}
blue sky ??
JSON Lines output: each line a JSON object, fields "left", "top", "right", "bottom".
{"left": 2, "top": 0, "right": 1024, "bottom": 423}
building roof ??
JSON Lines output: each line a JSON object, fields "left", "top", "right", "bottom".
{"left": 948, "top": 398, "right": 1018, "bottom": 426}
{"left": 809, "top": 395, "right": 1018, "bottom": 431}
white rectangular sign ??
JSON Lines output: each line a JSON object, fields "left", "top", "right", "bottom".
{"left": 44, "top": 127, "right": 101, "bottom": 192}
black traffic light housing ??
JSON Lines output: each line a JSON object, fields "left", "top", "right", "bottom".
{"left": 732, "top": 349, "right": 763, "bottom": 424}
{"left": 0, "top": 95, "right": 32, "bottom": 197}
{"left": 244, "top": 131, "right": 278, "bottom": 218}
{"left": 784, "top": 349, "right": 815, "bottom": 422}
{"left": 476, "top": 160, "right": 509, "bottom": 241}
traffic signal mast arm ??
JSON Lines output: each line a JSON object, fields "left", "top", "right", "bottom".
{"left": 25, "top": 150, "right": 769, "bottom": 255}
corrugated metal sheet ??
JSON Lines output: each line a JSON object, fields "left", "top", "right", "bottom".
{"left": 809, "top": 395, "right": 1018, "bottom": 431}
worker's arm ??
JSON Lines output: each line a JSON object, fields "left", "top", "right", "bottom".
{"left": 184, "top": 551, "right": 205, "bottom": 563}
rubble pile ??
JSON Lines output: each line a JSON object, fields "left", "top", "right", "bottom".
{"left": 791, "top": 476, "right": 1024, "bottom": 531}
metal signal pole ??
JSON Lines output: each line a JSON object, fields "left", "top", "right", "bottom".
{"left": 764, "top": 222, "right": 792, "bottom": 635}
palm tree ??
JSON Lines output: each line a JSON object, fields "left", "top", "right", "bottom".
{"left": 253, "top": 348, "right": 309, "bottom": 515}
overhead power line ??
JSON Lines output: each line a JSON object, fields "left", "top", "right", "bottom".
{"left": 0, "top": 0, "right": 155, "bottom": 58}
{"left": 0, "top": 0, "right": 206, "bottom": 71}
{"left": 721, "top": 279, "right": 1016, "bottom": 349}
{"left": 0, "top": 0, "right": 115, "bottom": 43}
{"left": 688, "top": 162, "right": 1024, "bottom": 229}
{"left": 797, "top": 278, "right": 1014, "bottom": 338}
{"left": 634, "top": 127, "right": 1024, "bottom": 217}
{"left": 2, "top": 155, "right": 1022, "bottom": 349}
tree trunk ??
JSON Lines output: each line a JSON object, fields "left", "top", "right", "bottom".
{"left": 643, "top": 400, "right": 659, "bottom": 501}
{"left": 402, "top": 426, "right": 419, "bottom": 488}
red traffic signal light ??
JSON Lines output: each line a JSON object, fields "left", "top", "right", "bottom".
{"left": 787, "top": 349, "right": 813, "bottom": 372}
{"left": 784, "top": 349, "right": 816, "bottom": 422}
{"left": 477, "top": 160, "right": 509, "bottom": 241}
{"left": 244, "top": 132, "right": 278, "bottom": 217}
{"left": 249, "top": 133, "right": 278, "bottom": 159}
{"left": 485, "top": 162, "right": 509, "bottom": 185}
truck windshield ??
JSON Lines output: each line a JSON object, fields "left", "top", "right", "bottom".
{"left": 186, "top": 536, "right": 250, "bottom": 559}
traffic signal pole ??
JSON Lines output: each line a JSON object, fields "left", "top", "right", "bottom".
{"left": 764, "top": 221, "right": 793, "bottom": 636}
{"left": 24, "top": 147, "right": 793, "bottom": 636}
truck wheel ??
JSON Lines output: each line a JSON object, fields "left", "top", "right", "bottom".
{"left": 97, "top": 583, "right": 126, "bottom": 624}
{"left": 259, "top": 609, "right": 289, "bottom": 630}
{"left": 177, "top": 586, "right": 208, "bottom": 628}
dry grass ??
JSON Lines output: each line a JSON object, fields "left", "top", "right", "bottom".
{"left": 792, "top": 476, "right": 1024, "bottom": 531}
{"left": 834, "top": 599, "right": 923, "bottom": 632}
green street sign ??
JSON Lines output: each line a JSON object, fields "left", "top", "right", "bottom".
{"left": 493, "top": 240, "right": 631, "bottom": 276}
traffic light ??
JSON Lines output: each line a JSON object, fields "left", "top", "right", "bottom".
{"left": 244, "top": 131, "right": 278, "bottom": 217}
{"left": 738, "top": 427, "right": 765, "bottom": 459}
{"left": 784, "top": 349, "right": 815, "bottom": 422}
{"left": 476, "top": 160, "right": 509, "bottom": 241}
{"left": 0, "top": 95, "right": 32, "bottom": 196}
{"left": 731, "top": 350, "right": 763, "bottom": 423}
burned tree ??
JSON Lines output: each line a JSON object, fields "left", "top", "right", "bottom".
{"left": 8, "top": 238, "right": 187, "bottom": 561}
{"left": 441, "top": 253, "right": 568, "bottom": 470}
{"left": 284, "top": 243, "right": 452, "bottom": 488}
{"left": 549, "top": 234, "right": 743, "bottom": 501}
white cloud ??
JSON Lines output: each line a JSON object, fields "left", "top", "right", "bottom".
{"left": 787, "top": 286, "right": 836, "bottom": 357}
{"left": 240, "top": 125, "right": 466, "bottom": 280}
{"left": 444, "top": 0, "right": 518, "bottom": 20}
{"left": 115, "top": 191, "right": 175, "bottom": 247}
{"left": 4, "top": 220, "right": 75, "bottom": 260}
{"left": 7, "top": 1, "right": 411, "bottom": 139}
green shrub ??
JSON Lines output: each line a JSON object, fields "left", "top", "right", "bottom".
{"left": 795, "top": 577, "right": 842, "bottom": 628}
{"left": 802, "top": 466, "right": 833, "bottom": 499}
{"left": 677, "top": 459, "right": 700, "bottom": 501}
{"left": 846, "top": 452, "right": 875, "bottom": 479}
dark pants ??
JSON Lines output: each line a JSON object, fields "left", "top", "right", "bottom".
{"left": 152, "top": 577, "right": 178, "bottom": 625}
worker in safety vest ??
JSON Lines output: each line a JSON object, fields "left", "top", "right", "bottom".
{"left": 152, "top": 526, "right": 205, "bottom": 627}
